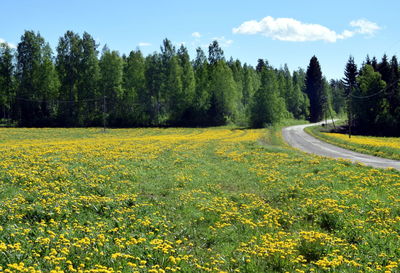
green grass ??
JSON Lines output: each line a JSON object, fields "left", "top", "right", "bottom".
{"left": 305, "top": 122, "right": 400, "bottom": 161}
{"left": 0, "top": 126, "right": 399, "bottom": 272}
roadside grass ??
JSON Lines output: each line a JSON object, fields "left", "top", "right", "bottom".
{"left": 0, "top": 126, "right": 400, "bottom": 272}
{"left": 305, "top": 123, "right": 400, "bottom": 161}
{"left": 260, "top": 119, "right": 309, "bottom": 147}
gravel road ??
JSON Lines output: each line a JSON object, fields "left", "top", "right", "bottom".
{"left": 282, "top": 122, "right": 400, "bottom": 170}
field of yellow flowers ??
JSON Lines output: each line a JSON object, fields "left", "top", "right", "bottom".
{"left": 306, "top": 125, "right": 400, "bottom": 160}
{"left": 1, "top": 127, "right": 400, "bottom": 272}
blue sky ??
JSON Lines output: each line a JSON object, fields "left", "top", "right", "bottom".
{"left": 1, "top": 0, "right": 399, "bottom": 80}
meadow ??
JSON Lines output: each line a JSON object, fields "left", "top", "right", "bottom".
{"left": 306, "top": 125, "right": 400, "bottom": 160}
{"left": 0, "top": 127, "right": 400, "bottom": 272}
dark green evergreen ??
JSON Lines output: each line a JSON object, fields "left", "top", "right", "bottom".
{"left": 304, "top": 56, "right": 324, "bottom": 122}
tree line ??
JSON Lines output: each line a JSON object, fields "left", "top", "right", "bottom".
{"left": 0, "top": 30, "right": 346, "bottom": 128}
{"left": 343, "top": 55, "right": 400, "bottom": 136}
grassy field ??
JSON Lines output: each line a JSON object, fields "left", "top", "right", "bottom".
{"left": 306, "top": 124, "right": 400, "bottom": 161}
{"left": 1, "top": 127, "right": 400, "bottom": 272}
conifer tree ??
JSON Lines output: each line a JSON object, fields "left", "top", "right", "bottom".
{"left": 389, "top": 56, "right": 400, "bottom": 131}
{"left": 304, "top": 56, "right": 324, "bottom": 122}
{"left": 256, "top": 59, "right": 266, "bottom": 73}
{"left": 342, "top": 56, "right": 358, "bottom": 135}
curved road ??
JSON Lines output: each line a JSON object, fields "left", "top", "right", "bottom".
{"left": 282, "top": 122, "right": 400, "bottom": 170}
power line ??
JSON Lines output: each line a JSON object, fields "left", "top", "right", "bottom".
{"left": 349, "top": 88, "right": 386, "bottom": 99}
{"left": 349, "top": 78, "right": 399, "bottom": 99}
{"left": 0, "top": 95, "right": 103, "bottom": 104}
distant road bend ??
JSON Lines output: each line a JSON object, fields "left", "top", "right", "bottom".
{"left": 282, "top": 122, "right": 400, "bottom": 171}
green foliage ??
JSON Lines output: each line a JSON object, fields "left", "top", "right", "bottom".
{"left": 56, "top": 30, "right": 83, "bottom": 126}
{"left": 144, "top": 53, "right": 163, "bottom": 125}
{"left": 3, "top": 32, "right": 322, "bottom": 128}
{"left": 0, "top": 42, "right": 14, "bottom": 120}
{"left": 305, "top": 56, "right": 324, "bottom": 122}
{"left": 250, "top": 68, "right": 287, "bottom": 127}
{"left": 78, "top": 32, "right": 100, "bottom": 125}
{"left": 16, "top": 30, "right": 58, "bottom": 126}
{"left": 353, "top": 65, "right": 386, "bottom": 130}
{"left": 330, "top": 79, "right": 346, "bottom": 115}
{"left": 208, "top": 60, "right": 239, "bottom": 125}
{"left": 192, "top": 47, "right": 210, "bottom": 125}
{"left": 122, "top": 49, "right": 146, "bottom": 126}
{"left": 344, "top": 54, "right": 400, "bottom": 136}
{"left": 99, "top": 47, "right": 124, "bottom": 125}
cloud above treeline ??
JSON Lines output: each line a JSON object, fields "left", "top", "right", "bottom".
{"left": 192, "top": 32, "right": 202, "bottom": 38}
{"left": 138, "top": 42, "right": 151, "bottom": 47}
{"left": 0, "top": 38, "right": 17, "bottom": 49}
{"left": 212, "top": 36, "right": 233, "bottom": 47}
{"left": 232, "top": 16, "right": 380, "bottom": 42}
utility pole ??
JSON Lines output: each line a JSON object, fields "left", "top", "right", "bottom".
{"left": 328, "top": 105, "right": 336, "bottom": 130}
{"left": 103, "top": 95, "right": 107, "bottom": 132}
{"left": 348, "top": 90, "right": 352, "bottom": 139}
{"left": 349, "top": 106, "right": 352, "bottom": 138}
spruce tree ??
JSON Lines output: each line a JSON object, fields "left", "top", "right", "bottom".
{"left": 342, "top": 56, "right": 358, "bottom": 135}
{"left": 256, "top": 59, "right": 266, "bottom": 73}
{"left": 389, "top": 56, "right": 400, "bottom": 131}
{"left": 304, "top": 56, "right": 324, "bottom": 122}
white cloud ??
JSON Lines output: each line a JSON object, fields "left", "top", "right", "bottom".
{"left": 212, "top": 36, "right": 233, "bottom": 47}
{"left": 192, "top": 32, "right": 201, "bottom": 38}
{"left": 350, "top": 19, "right": 380, "bottom": 36}
{"left": 138, "top": 42, "right": 151, "bottom": 47}
{"left": 175, "top": 41, "right": 186, "bottom": 47}
{"left": 232, "top": 16, "right": 380, "bottom": 43}
{"left": 0, "top": 38, "right": 17, "bottom": 49}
